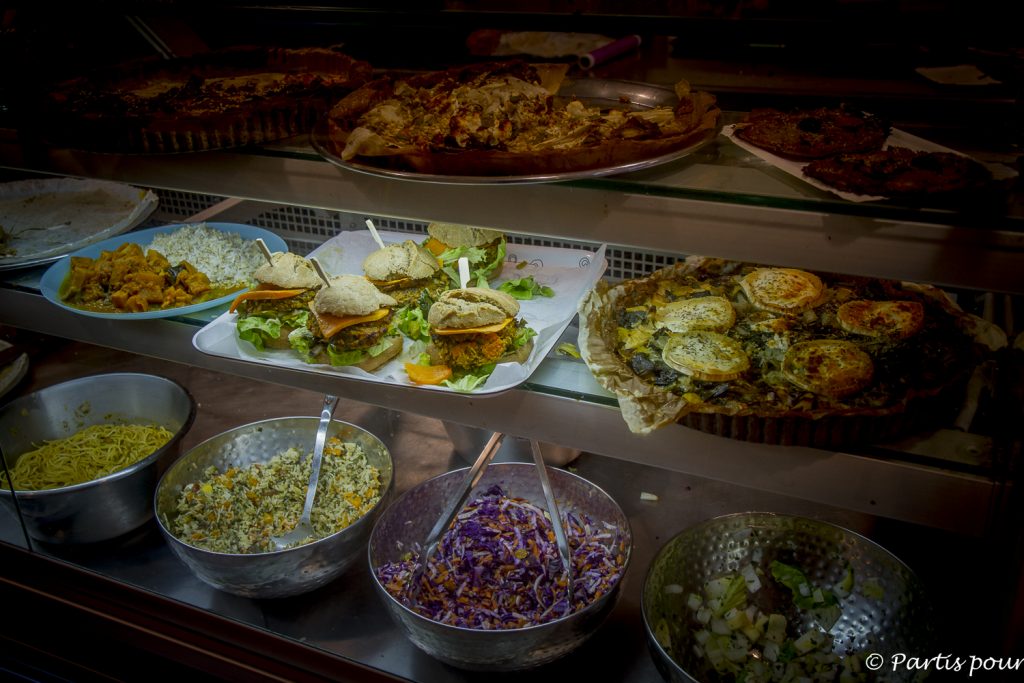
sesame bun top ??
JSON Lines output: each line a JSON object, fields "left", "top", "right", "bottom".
{"left": 253, "top": 252, "right": 322, "bottom": 289}
{"left": 427, "top": 287, "right": 519, "bottom": 330}
{"left": 313, "top": 274, "right": 397, "bottom": 317}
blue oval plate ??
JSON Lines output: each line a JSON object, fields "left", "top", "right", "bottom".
{"left": 40, "top": 222, "right": 288, "bottom": 320}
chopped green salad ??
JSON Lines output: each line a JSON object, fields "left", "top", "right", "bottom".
{"left": 654, "top": 560, "right": 869, "bottom": 682}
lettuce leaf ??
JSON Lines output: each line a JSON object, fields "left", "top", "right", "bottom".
{"left": 326, "top": 335, "right": 400, "bottom": 367}
{"left": 498, "top": 276, "right": 554, "bottom": 300}
{"left": 236, "top": 315, "right": 282, "bottom": 351}
{"left": 326, "top": 345, "right": 367, "bottom": 367}
{"left": 437, "top": 240, "right": 506, "bottom": 286}
{"left": 513, "top": 325, "right": 538, "bottom": 349}
{"left": 395, "top": 305, "right": 430, "bottom": 342}
{"left": 288, "top": 327, "right": 317, "bottom": 362}
{"left": 444, "top": 367, "right": 495, "bottom": 393}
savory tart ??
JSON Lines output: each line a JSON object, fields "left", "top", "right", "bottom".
{"left": 325, "top": 60, "right": 720, "bottom": 177}
{"left": 42, "top": 45, "right": 373, "bottom": 153}
{"left": 579, "top": 257, "right": 998, "bottom": 444}
{"left": 735, "top": 106, "right": 890, "bottom": 160}
{"left": 802, "top": 147, "right": 992, "bottom": 197}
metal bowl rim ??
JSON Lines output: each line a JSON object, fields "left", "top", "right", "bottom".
{"left": 154, "top": 414, "right": 395, "bottom": 558}
{"left": 368, "top": 461, "right": 633, "bottom": 635}
{"left": 639, "top": 510, "right": 926, "bottom": 680}
{"left": 0, "top": 372, "right": 196, "bottom": 498}
{"left": 641, "top": 510, "right": 921, "bottom": 592}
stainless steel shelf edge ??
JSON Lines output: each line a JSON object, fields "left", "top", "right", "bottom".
{"left": 4, "top": 145, "right": 1023, "bottom": 294}
{"left": 1, "top": 287, "right": 999, "bottom": 536}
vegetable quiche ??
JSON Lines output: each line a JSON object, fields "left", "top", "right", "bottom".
{"left": 579, "top": 257, "right": 996, "bottom": 445}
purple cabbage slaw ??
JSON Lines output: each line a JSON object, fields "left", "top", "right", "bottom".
{"left": 376, "top": 484, "right": 627, "bottom": 630}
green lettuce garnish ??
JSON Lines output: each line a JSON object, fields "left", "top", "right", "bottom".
{"left": 287, "top": 327, "right": 316, "bottom": 362}
{"left": 498, "top": 276, "right": 554, "bottom": 300}
{"left": 237, "top": 316, "right": 281, "bottom": 351}
{"left": 395, "top": 305, "right": 431, "bottom": 342}
{"left": 437, "top": 240, "right": 506, "bottom": 286}
{"left": 513, "top": 325, "right": 538, "bottom": 349}
{"left": 326, "top": 345, "right": 367, "bottom": 366}
{"left": 444, "top": 366, "right": 496, "bottom": 393}
{"left": 325, "top": 335, "right": 399, "bottom": 367}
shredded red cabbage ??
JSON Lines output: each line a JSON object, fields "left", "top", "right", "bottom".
{"left": 376, "top": 484, "right": 626, "bottom": 630}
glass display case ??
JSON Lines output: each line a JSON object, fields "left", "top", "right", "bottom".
{"left": 0, "top": 4, "right": 1021, "bottom": 680}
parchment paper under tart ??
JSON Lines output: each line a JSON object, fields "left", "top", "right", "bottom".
{"left": 577, "top": 256, "right": 1005, "bottom": 446}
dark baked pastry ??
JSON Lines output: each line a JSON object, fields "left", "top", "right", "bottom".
{"left": 735, "top": 106, "right": 890, "bottom": 160}
{"left": 803, "top": 147, "right": 992, "bottom": 197}
{"left": 42, "top": 45, "right": 372, "bottom": 153}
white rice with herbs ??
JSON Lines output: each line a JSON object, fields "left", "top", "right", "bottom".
{"left": 168, "top": 437, "right": 382, "bottom": 554}
{"left": 148, "top": 223, "right": 265, "bottom": 288}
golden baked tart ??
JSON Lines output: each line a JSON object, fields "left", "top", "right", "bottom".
{"left": 42, "top": 45, "right": 372, "bottom": 153}
{"left": 578, "top": 257, "right": 1001, "bottom": 445}
{"left": 324, "top": 60, "right": 720, "bottom": 177}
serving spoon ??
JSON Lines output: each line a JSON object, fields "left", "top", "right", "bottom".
{"left": 271, "top": 393, "right": 340, "bottom": 550}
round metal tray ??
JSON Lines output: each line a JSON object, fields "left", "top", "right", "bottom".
{"left": 311, "top": 78, "right": 718, "bottom": 185}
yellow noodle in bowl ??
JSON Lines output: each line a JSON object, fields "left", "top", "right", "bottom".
{"left": 2, "top": 423, "right": 174, "bottom": 491}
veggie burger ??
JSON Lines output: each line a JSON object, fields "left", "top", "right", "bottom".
{"left": 362, "top": 239, "right": 446, "bottom": 307}
{"left": 290, "top": 274, "right": 403, "bottom": 371}
{"left": 230, "top": 252, "right": 321, "bottom": 350}
{"left": 426, "top": 287, "right": 534, "bottom": 372}
{"left": 423, "top": 222, "right": 506, "bottom": 285}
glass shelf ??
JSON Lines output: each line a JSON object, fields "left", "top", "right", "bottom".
{"left": 4, "top": 117, "right": 1021, "bottom": 296}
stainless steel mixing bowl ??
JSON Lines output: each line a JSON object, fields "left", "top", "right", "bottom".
{"left": 368, "top": 462, "right": 632, "bottom": 671}
{"left": 642, "top": 512, "right": 934, "bottom": 683}
{"left": 154, "top": 416, "right": 394, "bottom": 599}
{"left": 0, "top": 372, "right": 196, "bottom": 544}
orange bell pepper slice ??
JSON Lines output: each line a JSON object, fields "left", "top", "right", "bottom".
{"left": 228, "top": 286, "right": 306, "bottom": 313}
{"left": 405, "top": 363, "right": 453, "bottom": 385}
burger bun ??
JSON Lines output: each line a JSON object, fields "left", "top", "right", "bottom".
{"left": 363, "top": 240, "right": 440, "bottom": 282}
{"left": 426, "top": 222, "right": 504, "bottom": 248}
{"left": 428, "top": 287, "right": 520, "bottom": 330}
{"left": 313, "top": 274, "right": 397, "bottom": 317}
{"left": 254, "top": 252, "right": 322, "bottom": 289}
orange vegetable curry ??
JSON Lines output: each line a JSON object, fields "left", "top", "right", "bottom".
{"left": 60, "top": 242, "right": 238, "bottom": 313}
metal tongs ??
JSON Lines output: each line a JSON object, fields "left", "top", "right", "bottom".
{"left": 408, "top": 432, "right": 574, "bottom": 605}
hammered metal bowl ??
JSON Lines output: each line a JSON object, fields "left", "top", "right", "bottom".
{"left": 368, "top": 462, "right": 632, "bottom": 671}
{"left": 642, "top": 512, "right": 934, "bottom": 683}
{"left": 0, "top": 373, "right": 196, "bottom": 544}
{"left": 154, "top": 416, "right": 393, "bottom": 599}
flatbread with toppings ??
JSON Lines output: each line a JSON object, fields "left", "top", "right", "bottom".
{"left": 325, "top": 60, "right": 720, "bottom": 177}
{"left": 579, "top": 257, "right": 999, "bottom": 444}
